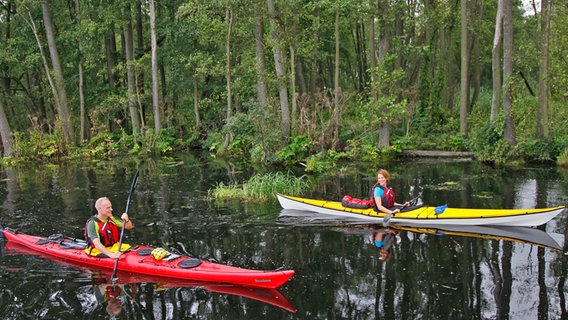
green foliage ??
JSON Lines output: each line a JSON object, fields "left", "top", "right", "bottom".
{"left": 277, "top": 135, "right": 316, "bottom": 164}
{"left": 516, "top": 137, "right": 561, "bottom": 164}
{"left": 78, "top": 128, "right": 186, "bottom": 160}
{"left": 1, "top": 0, "right": 567, "bottom": 170}
{"left": 206, "top": 103, "right": 283, "bottom": 163}
{"left": 208, "top": 182, "right": 246, "bottom": 200}
{"left": 557, "top": 148, "right": 568, "bottom": 167}
{"left": 208, "top": 172, "right": 308, "bottom": 201}
{"left": 304, "top": 149, "right": 352, "bottom": 173}
{"left": 12, "top": 130, "right": 65, "bottom": 162}
{"left": 467, "top": 121, "right": 512, "bottom": 165}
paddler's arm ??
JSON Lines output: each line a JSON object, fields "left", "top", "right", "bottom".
{"left": 394, "top": 201, "right": 410, "bottom": 207}
{"left": 374, "top": 196, "right": 399, "bottom": 215}
{"left": 91, "top": 238, "right": 123, "bottom": 259}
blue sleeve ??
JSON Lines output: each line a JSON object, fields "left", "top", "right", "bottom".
{"left": 373, "top": 187, "right": 384, "bottom": 198}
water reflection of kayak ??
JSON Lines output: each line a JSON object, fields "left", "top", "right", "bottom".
{"left": 277, "top": 194, "right": 565, "bottom": 227}
{"left": 0, "top": 225, "right": 294, "bottom": 290}
{"left": 390, "top": 224, "right": 564, "bottom": 251}
{"left": 278, "top": 206, "right": 564, "bottom": 251}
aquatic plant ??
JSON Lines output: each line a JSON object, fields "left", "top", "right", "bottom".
{"left": 209, "top": 172, "right": 308, "bottom": 201}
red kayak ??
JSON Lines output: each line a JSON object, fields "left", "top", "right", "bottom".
{"left": 4, "top": 241, "right": 296, "bottom": 313}
{"left": 1, "top": 226, "right": 294, "bottom": 290}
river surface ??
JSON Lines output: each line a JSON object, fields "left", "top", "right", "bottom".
{"left": 0, "top": 154, "right": 567, "bottom": 319}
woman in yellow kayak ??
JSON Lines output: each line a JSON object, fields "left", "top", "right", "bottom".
{"left": 84, "top": 197, "right": 133, "bottom": 258}
{"left": 373, "top": 169, "right": 410, "bottom": 221}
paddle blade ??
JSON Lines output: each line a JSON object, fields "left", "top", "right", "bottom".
{"left": 383, "top": 213, "right": 394, "bottom": 227}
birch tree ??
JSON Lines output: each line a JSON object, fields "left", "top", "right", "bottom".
{"left": 41, "top": 0, "right": 75, "bottom": 145}
{"left": 536, "top": 0, "right": 551, "bottom": 138}
{"left": 124, "top": 3, "right": 142, "bottom": 135}
{"left": 149, "top": 0, "right": 161, "bottom": 133}
{"left": 460, "top": 0, "right": 469, "bottom": 136}
{"left": 491, "top": 0, "right": 503, "bottom": 122}
{"left": 267, "top": 0, "right": 290, "bottom": 139}
{"left": 502, "top": 0, "right": 515, "bottom": 145}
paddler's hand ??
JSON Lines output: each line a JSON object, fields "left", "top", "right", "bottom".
{"left": 108, "top": 251, "right": 123, "bottom": 259}
{"left": 121, "top": 212, "right": 133, "bottom": 229}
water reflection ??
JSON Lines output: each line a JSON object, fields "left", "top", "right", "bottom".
{"left": 370, "top": 227, "right": 399, "bottom": 262}
{"left": 82, "top": 273, "right": 297, "bottom": 317}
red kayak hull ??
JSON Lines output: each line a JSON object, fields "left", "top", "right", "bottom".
{"left": 1, "top": 228, "right": 294, "bottom": 289}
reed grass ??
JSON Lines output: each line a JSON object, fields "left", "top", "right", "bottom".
{"left": 558, "top": 148, "right": 568, "bottom": 167}
{"left": 209, "top": 172, "right": 307, "bottom": 201}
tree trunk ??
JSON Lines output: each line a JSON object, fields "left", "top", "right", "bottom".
{"left": 149, "top": 0, "right": 161, "bottom": 133}
{"left": 267, "top": 0, "right": 290, "bottom": 139}
{"left": 460, "top": 0, "right": 469, "bottom": 136}
{"left": 332, "top": 11, "right": 340, "bottom": 150}
{"left": 26, "top": 9, "right": 59, "bottom": 125}
{"left": 125, "top": 4, "right": 141, "bottom": 135}
{"left": 470, "top": 2, "right": 483, "bottom": 110}
{"left": 0, "top": 95, "right": 12, "bottom": 157}
{"left": 290, "top": 45, "right": 298, "bottom": 132}
{"left": 41, "top": 0, "right": 75, "bottom": 145}
{"left": 536, "top": 0, "right": 551, "bottom": 138}
{"left": 223, "top": 5, "right": 233, "bottom": 149}
{"left": 105, "top": 26, "right": 118, "bottom": 90}
{"left": 193, "top": 73, "right": 200, "bottom": 128}
{"left": 491, "top": 0, "right": 503, "bottom": 123}
{"left": 75, "top": 0, "right": 89, "bottom": 143}
{"left": 254, "top": 14, "right": 268, "bottom": 107}
{"left": 369, "top": 14, "right": 376, "bottom": 96}
{"left": 377, "top": 0, "right": 391, "bottom": 149}
{"left": 136, "top": 1, "right": 145, "bottom": 96}
{"left": 502, "top": 0, "right": 515, "bottom": 146}
{"left": 78, "top": 57, "right": 89, "bottom": 142}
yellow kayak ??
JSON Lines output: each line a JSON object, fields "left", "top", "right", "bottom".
{"left": 276, "top": 194, "right": 565, "bottom": 227}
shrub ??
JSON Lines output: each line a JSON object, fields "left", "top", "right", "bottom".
{"left": 467, "top": 121, "right": 512, "bottom": 165}
{"left": 516, "top": 137, "right": 561, "bottom": 163}
{"left": 208, "top": 172, "right": 308, "bottom": 201}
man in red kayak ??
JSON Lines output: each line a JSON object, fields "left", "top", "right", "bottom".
{"left": 84, "top": 197, "right": 133, "bottom": 258}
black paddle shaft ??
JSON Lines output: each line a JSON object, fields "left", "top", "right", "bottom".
{"left": 111, "top": 170, "right": 140, "bottom": 282}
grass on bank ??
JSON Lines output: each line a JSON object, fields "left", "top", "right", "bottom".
{"left": 208, "top": 172, "right": 308, "bottom": 201}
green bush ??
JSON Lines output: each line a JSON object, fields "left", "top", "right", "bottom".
{"left": 467, "top": 121, "right": 512, "bottom": 165}
{"left": 208, "top": 172, "right": 308, "bottom": 201}
{"left": 12, "top": 130, "right": 67, "bottom": 162}
{"left": 557, "top": 148, "right": 568, "bottom": 167}
{"left": 277, "top": 135, "right": 316, "bottom": 164}
{"left": 516, "top": 137, "right": 561, "bottom": 163}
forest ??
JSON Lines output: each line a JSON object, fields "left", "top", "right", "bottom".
{"left": 0, "top": 0, "right": 567, "bottom": 170}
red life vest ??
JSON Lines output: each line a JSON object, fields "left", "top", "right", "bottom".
{"left": 84, "top": 216, "right": 121, "bottom": 247}
{"left": 370, "top": 184, "right": 396, "bottom": 209}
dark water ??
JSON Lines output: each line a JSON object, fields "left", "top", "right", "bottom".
{"left": 0, "top": 154, "right": 567, "bottom": 319}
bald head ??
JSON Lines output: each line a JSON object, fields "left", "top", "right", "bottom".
{"left": 95, "top": 197, "right": 110, "bottom": 210}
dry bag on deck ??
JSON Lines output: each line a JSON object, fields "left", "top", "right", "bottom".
{"left": 341, "top": 195, "right": 373, "bottom": 209}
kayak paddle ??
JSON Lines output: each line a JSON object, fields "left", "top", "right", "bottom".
{"left": 111, "top": 170, "right": 140, "bottom": 283}
{"left": 382, "top": 195, "right": 421, "bottom": 227}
